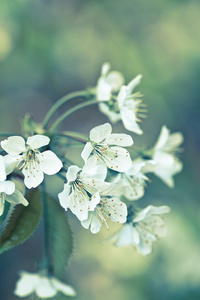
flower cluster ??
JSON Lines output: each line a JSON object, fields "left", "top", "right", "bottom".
{"left": 0, "top": 62, "right": 184, "bottom": 299}
{"left": 96, "top": 63, "right": 146, "bottom": 134}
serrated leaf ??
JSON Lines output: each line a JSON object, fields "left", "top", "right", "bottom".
{"left": 0, "top": 203, "right": 15, "bottom": 236}
{"left": 0, "top": 189, "right": 42, "bottom": 254}
{"left": 0, "top": 201, "right": 10, "bottom": 226}
{"left": 45, "top": 193, "right": 73, "bottom": 278}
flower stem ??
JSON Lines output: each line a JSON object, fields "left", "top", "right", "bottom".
{"left": 56, "top": 131, "right": 88, "bottom": 144}
{"left": 42, "top": 90, "right": 92, "bottom": 129}
{"left": 48, "top": 99, "right": 103, "bottom": 133}
{"left": 41, "top": 180, "right": 52, "bottom": 274}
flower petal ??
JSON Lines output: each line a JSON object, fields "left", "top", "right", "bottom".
{"left": 27, "top": 135, "right": 50, "bottom": 149}
{"left": 98, "top": 103, "right": 121, "bottom": 123}
{"left": 38, "top": 150, "right": 63, "bottom": 175}
{"left": 0, "top": 197, "right": 4, "bottom": 216}
{"left": 14, "top": 272, "right": 40, "bottom": 297}
{"left": 109, "top": 223, "right": 135, "bottom": 247}
{"left": 1, "top": 136, "right": 26, "bottom": 155}
{"left": 6, "top": 190, "right": 29, "bottom": 206}
{"left": 127, "top": 74, "right": 142, "bottom": 95}
{"left": 51, "top": 278, "right": 76, "bottom": 296}
{"left": 0, "top": 156, "right": 6, "bottom": 181}
{"left": 0, "top": 180, "right": 15, "bottom": 195}
{"left": 81, "top": 142, "right": 93, "bottom": 163}
{"left": 66, "top": 165, "right": 81, "bottom": 182}
{"left": 106, "top": 71, "right": 125, "bottom": 92}
{"left": 81, "top": 156, "right": 107, "bottom": 186}
{"left": 134, "top": 205, "right": 170, "bottom": 222}
{"left": 4, "top": 154, "right": 21, "bottom": 175}
{"left": 35, "top": 277, "right": 56, "bottom": 298}
{"left": 90, "top": 123, "right": 112, "bottom": 143}
{"left": 102, "top": 146, "right": 132, "bottom": 172}
{"left": 68, "top": 192, "right": 90, "bottom": 221}
{"left": 23, "top": 164, "right": 44, "bottom": 189}
{"left": 81, "top": 211, "right": 102, "bottom": 234}
{"left": 100, "top": 181, "right": 125, "bottom": 197}
{"left": 120, "top": 106, "right": 143, "bottom": 135}
{"left": 58, "top": 184, "right": 71, "bottom": 210}
{"left": 154, "top": 126, "right": 169, "bottom": 150}
{"left": 101, "top": 197, "right": 127, "bottom": 223}
{"left": 105, "top": 133, "right": 133, "bottom": 147}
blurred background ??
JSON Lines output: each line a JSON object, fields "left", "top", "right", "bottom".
{"left": 0, "top": 0, "right": 200, "bottom": 299}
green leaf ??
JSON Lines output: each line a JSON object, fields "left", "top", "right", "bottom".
{"left": 45, "top": 194, "right": 73, "bottom": 278}
{"left": 0, "top": 201, "right": 10, "bottom": 226}
{"left": 0, "top": 189, "right": 42, "bottom": 254}
{"left": 0, "top": 203, "right": 16, "bottom": 237}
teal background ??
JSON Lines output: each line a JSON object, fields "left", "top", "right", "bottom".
{"left": 0, "top": 0, "right": 200, "bottom": 299}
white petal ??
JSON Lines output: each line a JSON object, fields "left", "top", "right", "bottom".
{"left": 154, "top": 126, "right": 169, "bottom": 150}
{"left": 58, "top": 184, "right": 72, "bottom": 210}
{"left": 105, "top": 133, "right": 133, "bottom": 147}
{"left": 1, "top": 136, "right": 26, "bottom": 155}
{"left": 103, "top": 146, "right": 132, "bottom": 172}
{"left": 27, "top": 135, "right": 50, "bottom": 149}
{"left": 117, "top": 86, "right": 127, "bottom": 108}
{"left": 123, "top": 183, "right": 145, "bottom": 200}
{"left": 0, "top": 198, "right": 4, "bottom": 216}
{"left": 100, "top": 181, "right": 125, "bottom": 197}
{"left": 136, "top": 236, "right": 153, "bottom": 255}
{"left": 6, "top": 190, "right": 29, "bottom": 206}
{"left": 0, "top": 156, "right": 6, "bottom": 181}
{"left": 153, "top": 152, "right": 183, "bottom": 187}
{"left": 51, "top": 278, "right": 76, "bottom": 296}
{"left": 23, "top": 164, "right": 44, "bottom": 189}
{"left": 90, "top": 123, "right": 112, "bottom": 143}
{"left": 127, "top": 75, "right": 142, "bottom": 95}
{"left": 98, "top": 102, "right": 121, "bottom": 123}
{"left": 81, "top": 142, "right": 93, "bottom": 163}
{"left": 112, "top": 223, "right": 135, "bottom": 247}
{"left": 96, "top": 79, "right": 112, "bottom": 101}
{"left": 81, "top": 156, "right": 107, "bottom": 186}
{"left": 82, "top": 211, "right": 102, "bottom": 234}
{"left": 38, "top": 150, "right": 62, "bottom": 175}
{"left": 4, "top": 154, "right": 22, "bottom": 175}
{"left": 106, "top": 71, "right": 125, "bottom": 92}
{"left": 14, "top": 272, "right": 40, "bottom": 297}
{"left": 120, "top": 106, "right": 143, "bottom": 135}
{"left": 0, "top": 180, "right": 15, "bottom": 195}
{"left": 66, "top": 165, "right": 81, "bottom": 182}
{"left": 35, "top": 277, "right": 56, "bottom": 298}
{"left": 144, "top": 215, "right": 167, "bottom": 237}
{"left": 166, "top": 132, "right": 184, "bottom": 150}
{"left": 88, "top": 192, "right": 101, "bottom": 211}
{"left": 102, "top": 197, "right": 127, "bottom": 223}
{"left": 101, "top": 62, "right": 110, "bottom": 76}
{"left": 134, "top": 205, "right": 170, "bottom": 222}
{"left": 68, "top": 192, "right": 90, "bottom": 221}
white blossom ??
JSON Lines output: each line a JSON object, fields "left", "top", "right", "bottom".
{"left": 81, "top": 123, "right": 133, "bottom": 172}
{"left": 145, "top": 126, "right": 184, "bottom": 187}
{"left": 99, "top": 75, "right": 146, "bottom": 134}
{"left": 117, "top": 159, "right": 151, "bottom": 200}
{"left": 14, "top": 271, "right": 76, "bottom": 298}
{"left": 0, "top": 155, "right": 28, "bottom": 216}
{"left": 107, "top": 205, "right": 170, "bottom": 255}
{"left": 81, "top": 182, "right": 127, "bottom": 233}
{"left": 96, "top": 62, "right": 124, "bottom": 101}
{"left": 1, "top": 135, "right": 63, "bottom": 189}
{"left": 58, "top": 156, "right": 107, "bottom": 221}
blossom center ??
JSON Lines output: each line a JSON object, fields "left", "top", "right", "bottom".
{"left": 16, "top": 149, "right": 41, "bottom": 176}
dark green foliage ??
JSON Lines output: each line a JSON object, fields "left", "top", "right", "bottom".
{"left": 0, "top": 189, "right": 42, "bottom": 254}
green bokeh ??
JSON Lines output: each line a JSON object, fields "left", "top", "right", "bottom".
{"left": 0, "top": 0, "right": 200, "bottom": 299}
